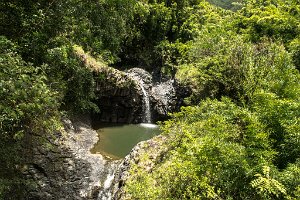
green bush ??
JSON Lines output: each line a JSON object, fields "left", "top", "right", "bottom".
{"left": 177, "top": 23, "right": 298, "bottom": 105}
{"left": 0, "top": 36, "right": 61, "bottom": 199}
{"left": 125, "top": 93, "right": 300, "bottom": 199}
{"left": 125, "top": 98, "right": 276, "bottom": 199}
{"left": 45, "top": 45, "right": 99, "bottom": 114}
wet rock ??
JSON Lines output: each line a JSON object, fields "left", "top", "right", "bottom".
{"left": 92, "top": 69, "right": 144, "bottom": 124}
{"left": 25, "top": 116, "right": 115, "bottom": 200}
{"left": 126, "top": 68, "right": 152, "bottom": 86}
{"left": 93, "top": 67, "right": 190, "bottom": 124}
{"left": 151, "top": 79, "right": 191, "bottom": 121}
{"left": 112, "top": 135, "right": 168, "bottom": 199}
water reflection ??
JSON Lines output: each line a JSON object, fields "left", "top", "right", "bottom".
{"left": 91, "top": 123, "right": 160, "bottom": 159}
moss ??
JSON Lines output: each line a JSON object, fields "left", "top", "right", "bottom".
{"left": 73, "top": 45, "right": 135, "bottom": 89}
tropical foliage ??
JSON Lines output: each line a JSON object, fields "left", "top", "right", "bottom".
{"left": 1, "top": 0, "right": 300, "bottom": 198}
{"left": 0, "top": 36, "right": 61, "bottom": 198}
{"left": 123, "top": 0, "right": 300, "bottom": 199}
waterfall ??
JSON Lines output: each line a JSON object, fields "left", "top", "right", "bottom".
{"left": 126, "top": 68, "right": 153, "bottom": 124}
{"left": 98, "top": 173, "right": 114, "bottom": 200}
{"left": 139, "top": 81, "right": 151, "bottom": 123}
{"left": 97, "top": 161, "right": 119, "bottom": 200}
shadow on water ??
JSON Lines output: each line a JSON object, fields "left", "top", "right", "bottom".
{"left": 91, "top": 123, "right": 160, "bottom": 160}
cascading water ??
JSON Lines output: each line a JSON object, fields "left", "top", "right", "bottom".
{"left": 139, "top": 81, "right": 151, "bottom": 123}
{"left": 126, "top": 68, "right": 153, "bottom": 123}
{"left": 97, "top": 161, "right": 120, "bottom": 200}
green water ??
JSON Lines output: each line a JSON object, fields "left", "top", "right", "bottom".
{"left": 91, "top": 123, "right": 161, "bottom": 160}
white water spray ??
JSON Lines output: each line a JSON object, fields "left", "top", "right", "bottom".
{"left": 97, "top": 162, "right": 119, "bottom": 200}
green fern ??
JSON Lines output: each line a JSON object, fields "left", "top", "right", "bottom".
{"left": 251, "top": 166, "right": 287, "bottom": 199}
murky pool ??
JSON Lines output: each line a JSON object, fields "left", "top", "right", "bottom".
{"left": 91, "top": 123, "right": 160, "bottom": 160}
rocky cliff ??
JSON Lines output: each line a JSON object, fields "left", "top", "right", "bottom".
{"left": 25, "top": 116, "right": 120, "bottom": 199}
{"left": 75, "top": 47, "right": 190, "bottom": 124}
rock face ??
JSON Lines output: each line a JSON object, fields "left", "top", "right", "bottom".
{"left": 93, "top": 72, "right": 144, "bottom": 123}
{"left": 74, "top": 46, "right": 145, "bottom": 124}
{"left": 93, "top": 67, "right": 190, "bottom": 124}
{"left": 74, "top": 47, "right": 190, "bottom": 123}
{"left": 93, "top": 68, "right": 153, "bottom": 124}
{"left": 25, "top": 116, "right": 120, "bottom": 200}
{"left": 111, "top": 135, "right": 168, "bottom": 199}
{"left": 151, "top": 79, "right": 190, "bottom": 121}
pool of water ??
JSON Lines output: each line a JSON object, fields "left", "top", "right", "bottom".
{"left": 91, "top": 123, "right": 161, "bottom": 160}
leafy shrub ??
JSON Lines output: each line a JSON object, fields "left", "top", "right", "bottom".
{"left": 125, "top": 98, "right": 276, "bottom": 199}
{"left": 177, "top": 24, "right": 298, "bottom": 105}
{"left": 45, "top": 45, "right": 99, "bottom": 114}
{"left": 0, "top": 36, "right": 61, "bottom": 199}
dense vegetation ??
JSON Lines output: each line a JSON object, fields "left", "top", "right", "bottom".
{"left": 124, "top": 1, "right": 300, "bottom": 199}
{"left": 1, "top": 0, "right": 299, "bottom": 199}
